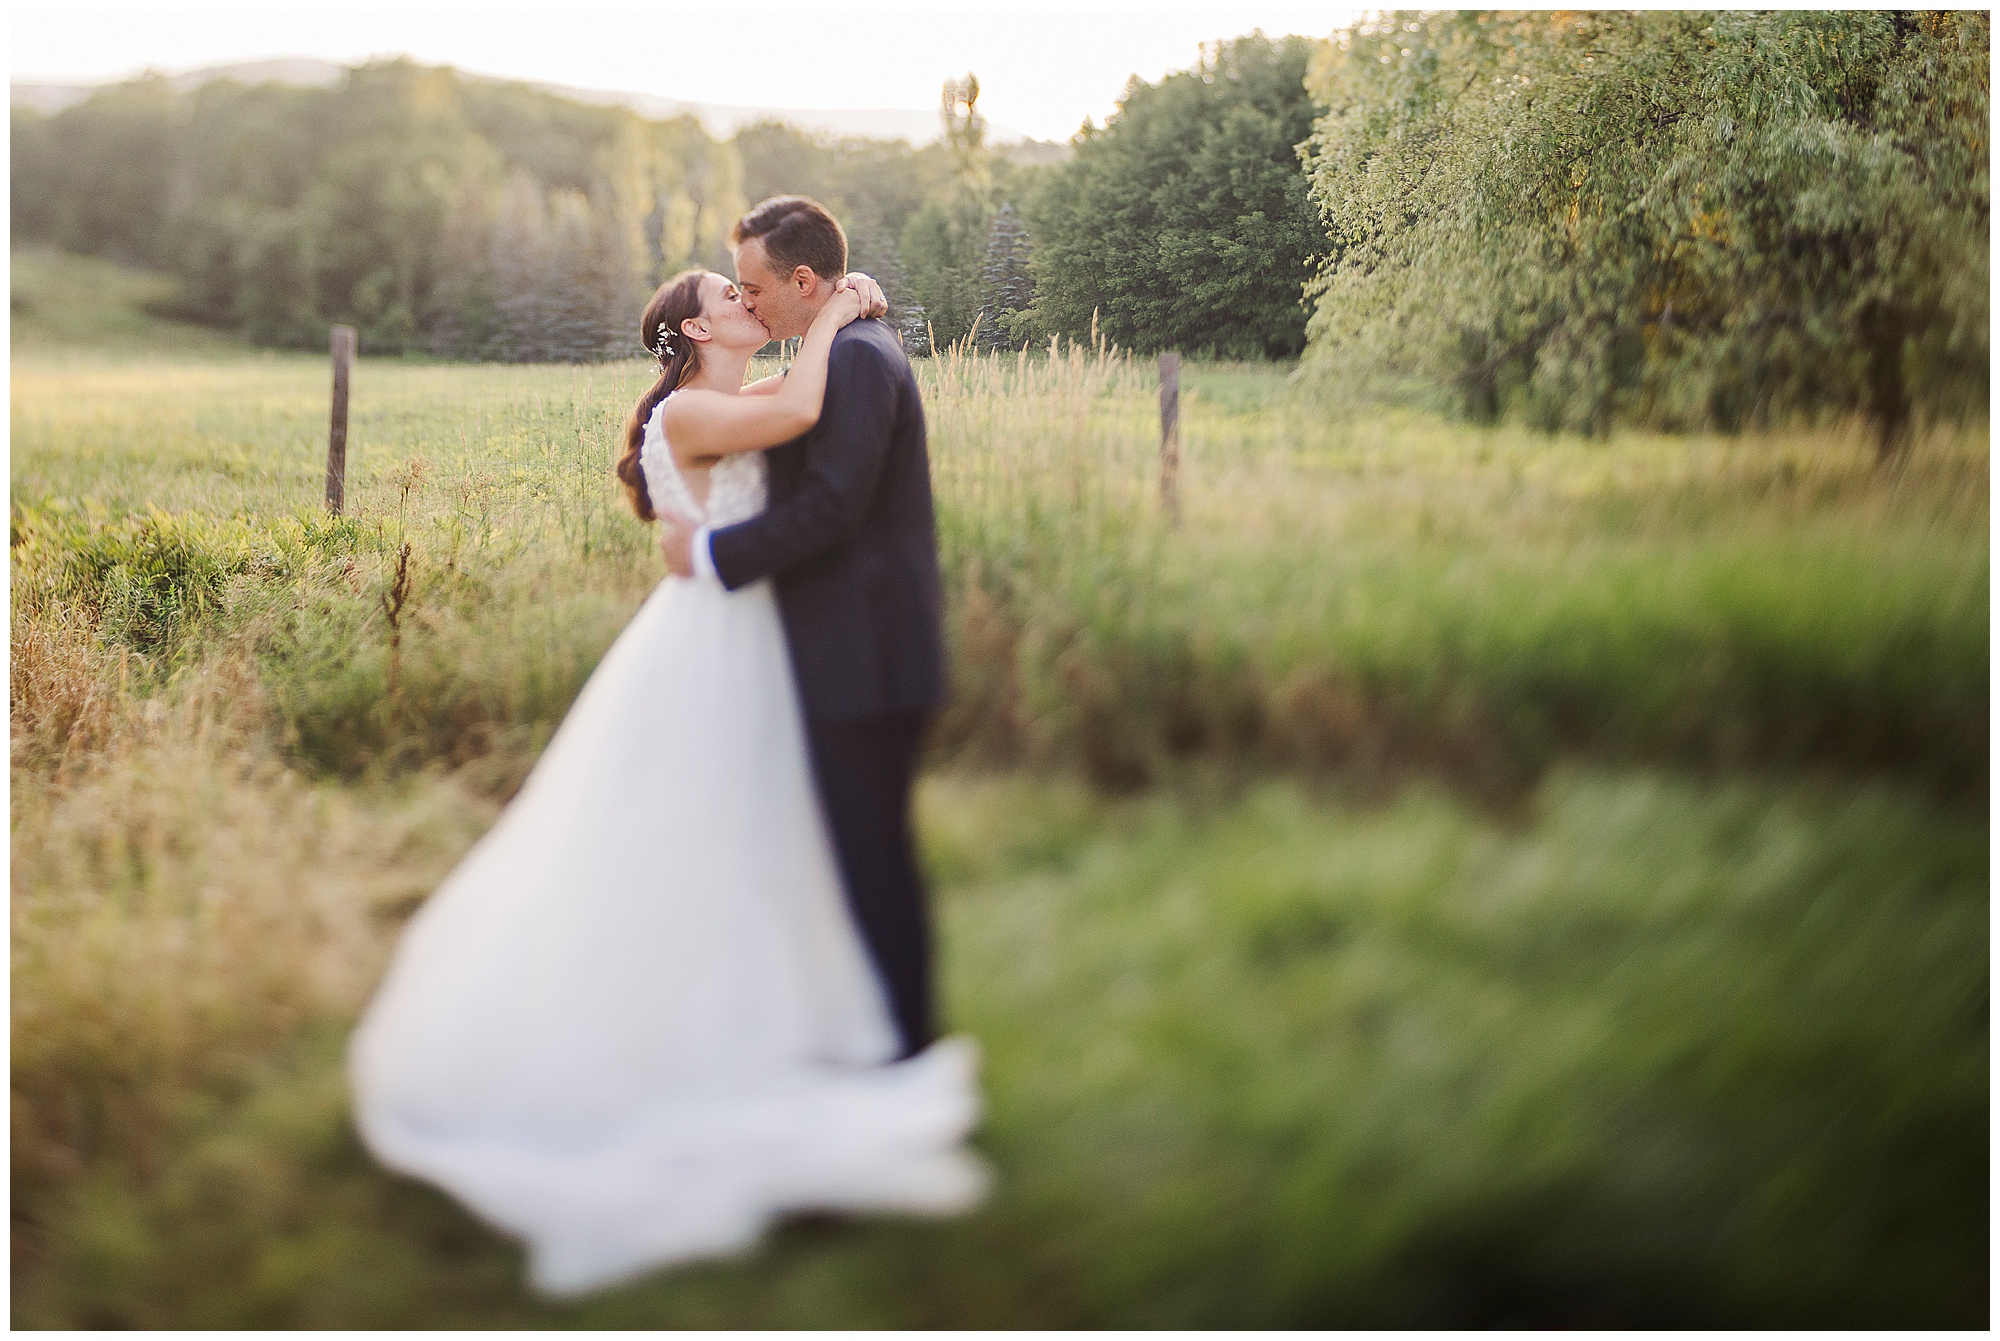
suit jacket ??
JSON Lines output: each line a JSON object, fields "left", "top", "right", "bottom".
{"left": 708, "top": 318, "right": 947, "bottom": 720}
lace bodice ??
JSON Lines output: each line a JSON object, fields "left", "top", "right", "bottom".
{"left": 640, "top": 396, "right": 768, "bottom": 528}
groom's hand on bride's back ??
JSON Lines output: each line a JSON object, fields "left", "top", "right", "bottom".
{"left": 659, "top": 519, "right": 696, "bottom": 577}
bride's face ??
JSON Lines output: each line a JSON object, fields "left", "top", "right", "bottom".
{"left": 691, "top": 273, "right": 772, "bottom": 353}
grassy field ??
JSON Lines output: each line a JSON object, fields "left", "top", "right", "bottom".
{"left": 10, "top": 247, "right": 1989, "bottom": 1326}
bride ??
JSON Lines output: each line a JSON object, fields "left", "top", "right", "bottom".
{"left": 348, "top": 268, "right": 987, "bottom": 1298}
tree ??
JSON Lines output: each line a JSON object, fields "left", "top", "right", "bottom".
{"left": 1300, "top": 11, "right": 1990, "bottom": 451}
{"left": 9, "top": 76, "right": 184, "bottom": 266}
{"left": 488, "top": 169, "right": 554, "bottom": 362}
{"left": 543, "top": 188, "right": 619, "bottom": 361}
{"left": 1026, "top": 34, "right": 1323, "bottom": 359}
{"left": 231, "top": 207, "right": 320, "bottom": 347}
{"left": 646, "top": 114, "right": 744, "bottom": 278}
{"left": 899, "top": 76, "right": 996, "bottom": 349}
{"left": 428, "top": 176, "right": 497, "bottom": 357}
{"left": 940, "top": 74, "right": 989, "bottom": 192}
{"left": 899, "top": 194, "right": 990, "bottom": 351}
{"left": 977, "top": 202, "right": 1036, "bottom": 347}
{"left": 733, "top": 119, "right": 952, "bottom": 333}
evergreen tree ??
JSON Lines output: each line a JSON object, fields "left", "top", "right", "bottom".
{"left": 488, "top": 169, "right": 554, "bottom": 362}
{"left": 840, "top": 200, "right": 917, "bottom": 341}
{"left": 977, "top": 202, "right": 1036, "bottom": 347}
{"left": 900, "top": 194, "right": 990, "bottom": 348}
{"left": 428, "top": 176, "right": 496, "bottom": 358}
{"left": 543, "top": 189, "right": 614, "bottom": 362}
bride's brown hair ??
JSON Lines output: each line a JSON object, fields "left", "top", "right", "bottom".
{"left": 618, "top": 269, "right": 712, "bottom": 521}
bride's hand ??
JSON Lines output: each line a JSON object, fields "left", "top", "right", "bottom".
{"left": 839, "top": 272, "right": 889, "bottom": 318}
{"left": 820, "top": 281, "right": 868, "bottom": 329}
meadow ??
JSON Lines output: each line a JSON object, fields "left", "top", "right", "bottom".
{"left": 10, "top": 246, "right": 1989, "bottom": 1326}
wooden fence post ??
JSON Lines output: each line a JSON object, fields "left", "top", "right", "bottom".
{"left": 1158, "top": 351, "right": 1181, "bottom": 524}
{"left": 326, "top": 325, "right": 357, "bottom": 515}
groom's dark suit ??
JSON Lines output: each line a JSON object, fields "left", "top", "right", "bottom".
{"left": 707, "top": 317, "right": 946, "bottom": 1058}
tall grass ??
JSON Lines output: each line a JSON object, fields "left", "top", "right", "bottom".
{"left": 10, "top": 340, "right": 1987, "bottom": 797}
{"left": 9, "top": 262, "right": 1988, "bottom": 1325}
{"left": 924, "top": 341, "right": 1986, "bottom": 794}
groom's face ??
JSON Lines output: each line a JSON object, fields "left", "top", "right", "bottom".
{"left": 733, "top": 237, "right": 824, "bottom": 342}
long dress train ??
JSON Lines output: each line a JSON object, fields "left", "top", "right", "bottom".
{"left": 347, "top": 399, "right": 986, "bottom": 1297}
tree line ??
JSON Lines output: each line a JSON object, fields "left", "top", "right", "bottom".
{"left": 13, "top": 62, "right": 743, "bottom": 359}
{"left": 13, "top": 17, "right": 1988, "bottom": 443}
{"left": 10, "top": 37, "right": 1319, "bottom": 363}
{"left": 1301, "top": 10, "right": 1988, "bottom": 453}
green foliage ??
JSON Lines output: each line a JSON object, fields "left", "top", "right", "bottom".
{"left": 734, "top": 120, "right": 937, "bottom": 335}
{"left": 735, "top": 119, "right": 952, "bottom": 235}
{"left": 9, "top": 79, "right": 184, "bottom": 265}
{"left": 12, "top": 60, "right": 1070, "bottom": 363}
{"left": 1301, "top": 11, "right": 1991, "bottom": 448}
{"left": 1026, "top": 34, "right": 1323, "bottom": 358}
{"left": 11, "top": 61, "right": 744, "bottom": 360}
{"left": 12, "top": 502, "right": 260, "bottom": 652}
{"left": 978, "top": 203, "right": 1037, "bottom": 347}
{"left": 900, "top": 77, "right": 999, "bottom": 350}
{"left": 901, "top": 193, "right": 994, "bottom": 351}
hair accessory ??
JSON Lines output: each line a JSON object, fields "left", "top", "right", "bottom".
{"left": 652, "top": 322, "right": 676, "bottom": 361}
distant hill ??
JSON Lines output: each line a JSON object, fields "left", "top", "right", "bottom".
{"left": 10, "top": 57, "right": 1059, "bottom": 151}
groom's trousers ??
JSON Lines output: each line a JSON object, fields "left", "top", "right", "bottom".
{"left": 801, "top": 710, "right": 935, "bottom": 1060}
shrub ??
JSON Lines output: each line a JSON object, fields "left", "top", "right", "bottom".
{"left": 13, "top": 503, "right": 256, "bottom": 651}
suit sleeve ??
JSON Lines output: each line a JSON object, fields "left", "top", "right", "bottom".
{"left": 708, "top": 334, "right": 899, "bottom": 590}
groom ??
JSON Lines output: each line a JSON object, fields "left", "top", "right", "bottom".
{"left": 658, "top": 195, "right": 947, "bottom": 1062}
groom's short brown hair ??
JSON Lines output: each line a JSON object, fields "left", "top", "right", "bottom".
{"left": 731, "top": 196, "right": 847, "bottom": 282}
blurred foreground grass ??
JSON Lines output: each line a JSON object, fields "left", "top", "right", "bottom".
{"left": 10, "top": 252, "right": 1988, "bottom": 1325}
{"left": 13, "top": 763, "right": 1985, "bottom": 1327}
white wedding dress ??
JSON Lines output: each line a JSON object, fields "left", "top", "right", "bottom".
{"left": 348, "top": 397, "right": 987, "bottom": 1297}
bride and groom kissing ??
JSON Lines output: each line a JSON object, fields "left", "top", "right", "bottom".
{"left": 349, "top": 195, "right": 987, "bottom": 1296}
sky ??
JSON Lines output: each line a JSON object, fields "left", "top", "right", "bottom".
{"left": 10, "top": 2, "right": 1363, "bottom": 144}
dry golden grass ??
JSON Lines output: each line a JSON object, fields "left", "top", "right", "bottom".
{"left": 12, "top": 675, "right": 496, "bottom": 1258}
